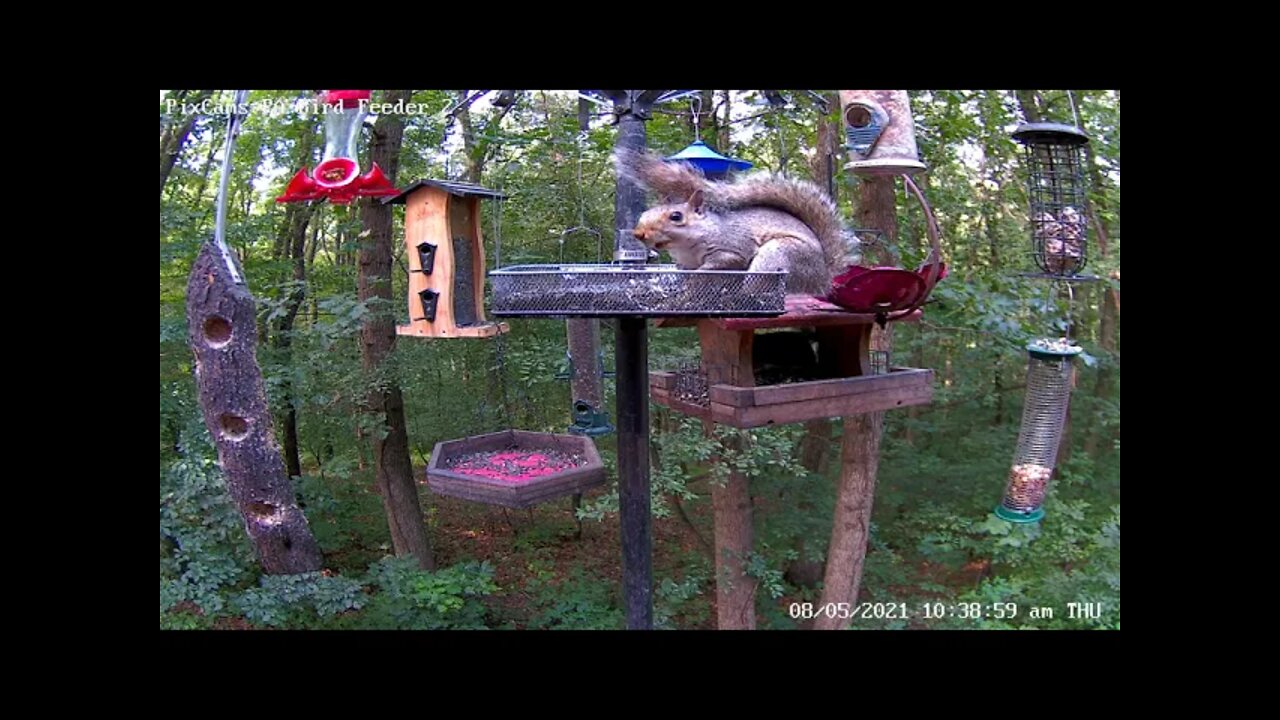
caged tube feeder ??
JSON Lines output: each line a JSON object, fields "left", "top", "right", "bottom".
{"left": 996, "top": 338, "right": 1082, "bottom": 522}
{"left": 1011, "top": 122, "right": 1093, "bottom": 279}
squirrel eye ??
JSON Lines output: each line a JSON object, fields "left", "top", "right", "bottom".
{"left": 669, "top": 211, "right": 683, "bottom": 222}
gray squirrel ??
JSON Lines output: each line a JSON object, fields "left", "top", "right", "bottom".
{"left": 616, "top": 149, "right": 858, "bottom": 294}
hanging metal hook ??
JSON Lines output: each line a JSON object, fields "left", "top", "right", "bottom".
{"left": 214, "top": 89, "right": 250, "bottom": 285}
{"left": 689, "top": 96, "right": 702, "bottom": 142}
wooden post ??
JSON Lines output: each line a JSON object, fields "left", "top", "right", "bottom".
{"left": 186, "top": 240, "right": 324, "bottom": 575}
{"left": 698, "top": 320, "right": 758, "bottom": 630}
{"left": 813, "top": 171, "right": 898, "bottom": 629}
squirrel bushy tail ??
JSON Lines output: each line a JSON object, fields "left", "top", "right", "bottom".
{"left": 615, "top": 149, "right": 854, "bottom": 275}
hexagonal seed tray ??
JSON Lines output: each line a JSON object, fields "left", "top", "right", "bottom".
{"left": 426, "top": 430, "right": 605, "bottom": 509}
{"left": 489, "top": 264, "right": 786, "bottom": 317}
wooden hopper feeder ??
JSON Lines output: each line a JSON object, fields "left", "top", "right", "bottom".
{"left": 426, "top": 430, "right": 606, "bottom": 509}
{"left": 385, "top": 180, "right": 510, "bottom": 339}
{"left": 651, "top": 296, "right": 933, "bottom": 428}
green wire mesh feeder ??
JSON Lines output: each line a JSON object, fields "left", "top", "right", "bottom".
{"left": 996, "top": 338, "right": 1082, "bottom": 522}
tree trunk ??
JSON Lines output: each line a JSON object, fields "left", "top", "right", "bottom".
{"left": 272, "top": 202, "right": 317, "bottom": 479}
{"left": 271, "top": 128, "right": 318, "bottom": 480}
{"left": 358, "top": 89, "right": 434, "bottom": 571}
{"left": 813, "top": 173, "right": 896, "bottom": 629}
{"left": 813, "top": 411, "right": 883, "bottom": 630}
{"left": 1084, "top": 273, "right": 1119, "bottom": 458}
{"left": 160, "top": 90, "right": 213, "bottom": 199}
{"left": 457, "top": 90, "right": 479, "bottom": 182}
{"left": 808, "top": 92, "right": 839, "bottom": 199}
{"left": 186, "top": 240, "right": 324, "bottom": 574}
{"left": 713, "top": 447, "right": 756, "bottom": 630}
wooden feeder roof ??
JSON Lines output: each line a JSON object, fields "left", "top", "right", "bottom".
{"left": 382, "top": 179, "right": 508, "bottom": 204}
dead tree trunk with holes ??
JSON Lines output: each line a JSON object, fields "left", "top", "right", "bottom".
{"left": 359, "top": 89, "right": 435, "bottom": 571}
{"left": 187, "top": 240, "right": 324, "bottom": 574}
{"left": 812, "top": 175, "right": 898, "bottom": 630}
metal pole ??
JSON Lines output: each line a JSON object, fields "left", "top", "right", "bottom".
{"left": 611, "top": 91, "right": 657, "bottom": 629}
{"left": 615, "top": 316, "right": 651, "bottom": 629}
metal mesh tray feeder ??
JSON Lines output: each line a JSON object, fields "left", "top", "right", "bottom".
{"left": 996, "top": 339, "right": 1082, "bottom": 523}
{"left": 490, "top": 264, "right": 786, "bottom": 317}
{"left": 427, "top": 430, "right": 606, "bottom": 509}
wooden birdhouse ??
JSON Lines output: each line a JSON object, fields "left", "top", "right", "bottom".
{"left": 386, "top": 179, "right": 509, "bottom": 339}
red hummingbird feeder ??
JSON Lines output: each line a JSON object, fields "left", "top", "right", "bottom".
{"left": 827, "top": 176, "right": 945, "bottom": 321}
{"left": 276, "top": 90, "right": 399, "bottom": 204}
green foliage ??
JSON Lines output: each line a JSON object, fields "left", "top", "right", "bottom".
{"left": 359, "top": 557, "right": 498, "bottom": 630}
{"left": 160, "top": 447, "right": 256, "bottom": 617}
{"left": 654, "top": 556, "right": 712, "bottom": 629}
{"left": 524, "top": 564, "right": 624, "bottom": 630}
{"left": 233, "top": 572, "right": 367, "bottom": 628}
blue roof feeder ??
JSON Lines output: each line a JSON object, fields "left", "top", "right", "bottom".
{"left": 666, "top": 140, "right": 752, "bottom": 178}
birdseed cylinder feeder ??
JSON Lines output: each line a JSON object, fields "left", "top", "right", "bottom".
{"left": 996, "top": 339, "right": 1082, "bottom": 523}
{"left": 564, "top": 318, "right": 614, "bottom": 436}
{"left": 1012, "top": 123, "right": 1092, "bottom": 277}
{"left": 839, "top": 90, "right": 926, "bottom": 176}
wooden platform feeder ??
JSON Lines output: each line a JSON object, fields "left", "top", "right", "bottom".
{"left": 385, "top": 179, "right": 509, "bottom": 339}
{"left": 426, "top": 430, "right": 606, "bottom": 509}
{"left": 651, "top": 296, "right": 933, "bottom": 428}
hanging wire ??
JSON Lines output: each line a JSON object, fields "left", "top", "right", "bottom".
{"left": 690, "top": 96, "right": 702, "bottom": 142}
{"left": 487, "top": 181, "right": 514, "bottom": 429}
{"left": 214, "top": 89, "right": 250, "bottom": 284}
{"left": 1064, "top": 280, "right": 1076, "bottom": 339}
{"left": 558, "top": 129, "right": 603, "bottom": 263}
{"left": 494, "top": 179, "right": 503, "bottom": 269}
{"left": 1067, "top": 90, "right": 1081, "bottom": 129}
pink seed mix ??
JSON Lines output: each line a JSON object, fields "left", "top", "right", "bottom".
{"left": 445, "top": 448, "right": 586, "bottom": 484}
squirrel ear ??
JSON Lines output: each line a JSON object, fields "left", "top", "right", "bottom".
{"left": 688, "top": 189, "right": 705, "bottom": 213}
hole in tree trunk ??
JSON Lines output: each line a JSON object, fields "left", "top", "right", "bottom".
{"left": 219, "top": 414, "right": 250, "bottom": 441}
{"left": 845, "top": 105, "right": 872, "bottom": 128}
{"left": 203, "top": 316, "right": 233, "bottom": 347}
{"left": 248, "top": 502, "right": 285, "bottom": 526}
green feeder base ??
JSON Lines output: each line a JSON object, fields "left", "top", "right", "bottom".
{"left": 568, "top": 400, "right": 614, "bottom": 437}
{"left": 995, "top": 505, "right": 1045, "bottom": 524}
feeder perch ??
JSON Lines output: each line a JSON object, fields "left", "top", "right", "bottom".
{"left": 996, "top": 339, "right": 1082, "bottom": 523}
{"left": 665, "top": 140, "right": 753, "bottom": 178}
{"left": 276, "top": 90, "right": 400, "bottom": 205}
{"left": 650, "top": 295, "right": 933, "bottom": 428}
{"left": 385, "top": 180, "right": 510, "bottom": 339}
{"left": 839, "top": 90, "right": 926, "bottom": 176}
{"left": 1012, "top": 122, "right": 1093, "bottom": 278}
{"left": 426, "top": 430, "right": 606, "bottom": 509}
